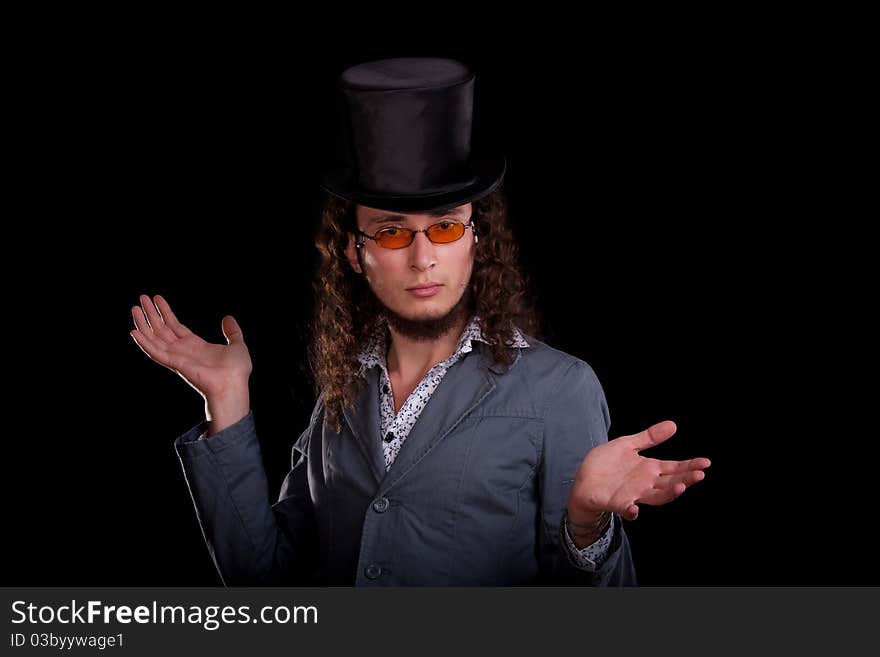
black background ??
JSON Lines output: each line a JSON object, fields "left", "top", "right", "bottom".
{"left": 6, "top": 22, "right": 871, "bottom": 587}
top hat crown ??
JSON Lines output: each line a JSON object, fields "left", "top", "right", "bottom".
{"left": 320, "top": 57, "right": 506, "bottom": 213}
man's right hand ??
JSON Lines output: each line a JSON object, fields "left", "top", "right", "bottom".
{"left": 130, "top": 293, "right": 253, "bottom": 435}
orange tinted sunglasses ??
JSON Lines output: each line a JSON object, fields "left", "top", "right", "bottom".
{"left": 356, "top": 220, "right": 476, "bottom": 250}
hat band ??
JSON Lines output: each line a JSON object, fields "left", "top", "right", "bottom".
{"left": 357, "top": 172, "right": 477, "bottom": 199}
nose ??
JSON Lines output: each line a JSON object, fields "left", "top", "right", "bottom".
{"left": 409, "top": 229, "right": 437, "bottom": 271}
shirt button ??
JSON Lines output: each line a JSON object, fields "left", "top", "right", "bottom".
{"left": 372, "top": 497, "right": 389, "bottom": 513}
{"left": 365, "top": 564, "right": 382, "bottom": 579}
{"left": 382, "top": 384, "right": 390, "bottom": 394}
{"left": 384, "top": 431, "right": 395, "bottom": 443}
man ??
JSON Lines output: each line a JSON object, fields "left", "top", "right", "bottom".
{"left": 130, "top": 58, "right": 710, "bottom": 585}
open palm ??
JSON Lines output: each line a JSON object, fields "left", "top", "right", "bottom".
{"left": 130, "top": 294, "right": 252, "bottom": 400}
{"left": 568, "top": 420, "right": 711, "bottom": 522}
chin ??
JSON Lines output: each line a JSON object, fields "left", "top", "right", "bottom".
{"left": 395, "top": 292, "right": 457, "bottom": 314}
{"left": 380, "top": 285, "right": 472, "bottom": 339}
{"left": 398, "top": 302, "right": 451, "bottom": 320}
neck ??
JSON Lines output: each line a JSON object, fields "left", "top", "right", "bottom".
{"left": 385, "top": 313, "right": 470, "bottom": 381}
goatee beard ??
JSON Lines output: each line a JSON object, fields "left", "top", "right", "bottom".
{"left": 382, "top": 285, "right": 473, "bottom": 342}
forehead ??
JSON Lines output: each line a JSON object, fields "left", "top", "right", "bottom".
{"left": 357, "top": 203, "right": 471, "bottom": 227}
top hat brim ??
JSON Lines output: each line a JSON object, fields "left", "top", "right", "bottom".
{"left": 319, "top": 151, "right": 506, "bottom": 213}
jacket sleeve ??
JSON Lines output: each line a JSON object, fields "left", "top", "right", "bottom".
{"left": 536, "top": 359, "right": 638, "bottom": 586}
{"left": 174, "top": 406, "right": 320, "bottom": 586}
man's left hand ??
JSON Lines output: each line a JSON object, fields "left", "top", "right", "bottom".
{"left": 567, "top": 420, "right": 711, "bottom": 522}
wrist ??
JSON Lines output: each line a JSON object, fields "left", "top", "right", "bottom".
{"left": 563, "top": 508, "right": 611, "bottom": 549}
{"left": 566, "top": 501, "right": 604, "bottom": 526}
{"left": 205, "top": 373, "right": 251, "bottom": 402}
{"left": 204, "top": 387, "right": 251, "bottom": 437}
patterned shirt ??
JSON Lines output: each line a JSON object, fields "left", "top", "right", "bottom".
{"left": 356, "top": 314, "right": 614, "bottom": 571}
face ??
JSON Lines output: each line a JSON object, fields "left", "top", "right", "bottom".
{"left": 345, "top": 202, "right": 475, "bottom": 324}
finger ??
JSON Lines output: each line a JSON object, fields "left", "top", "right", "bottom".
{"left": 153, "top": 294, "right": 191, "bottom": 339}
{"left": 636, "top": 482, "right": 687, "bottom": 506}
{"left": 626, "top": 420, "right": 677, "bottom": 452}
{"left": 657, "top": 457, "right": 712, "bottom": 475}
{"left": 658, "top": 469, "right": 706, "bottom": 489}
{"left": 131, "top": 305, "right": 153, "bottom": 336}
{"left": 130, "top": 328, "right": 169, "bottom": 366}
{"left": 139, "top": 294, "right": 176, "bottom": 342}
{"left": 138, "top": 294, "right": 161, "bottom": 330}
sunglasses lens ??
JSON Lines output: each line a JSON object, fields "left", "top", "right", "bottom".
{"left": 375, "top": 227, "right": 413, "bottom": 249}
{"left": 427, "top": 222, "right": 466, "bottom": 243}
{"left": 372, "top": 222, "right": 467, "bottom": 248}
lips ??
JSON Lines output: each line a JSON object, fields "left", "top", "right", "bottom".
{"left": 406, "top": 283, "right": 443, "bottom": 291}
{"left": 407, "top": 283, "right": 443, "bottom": 298}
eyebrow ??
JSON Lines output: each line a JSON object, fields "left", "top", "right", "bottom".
{"left": 367, "top": 207, "right": 467, "bottom": 227}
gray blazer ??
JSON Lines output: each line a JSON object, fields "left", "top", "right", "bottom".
{"left": 174, "top": 336, "right": 637, "bottom": 586}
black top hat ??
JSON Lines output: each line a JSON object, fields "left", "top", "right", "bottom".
{"left": 320, "top": 57, "right": 506, "bottom": 213}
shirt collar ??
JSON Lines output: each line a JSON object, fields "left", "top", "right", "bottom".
{"left": 357, "top": 314, "right": 529, "bottom": 373}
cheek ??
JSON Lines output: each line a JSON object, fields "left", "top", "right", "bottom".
{"left": 362, "top": 253, "right": 399, "bottom": 291}
{"left": 456, "top": 253, "right": 475, "bottom": 287}
{"left": 362, "top": 250, "right": 387, "bottom": 274}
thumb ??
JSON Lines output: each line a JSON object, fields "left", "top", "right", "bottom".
{"left": 625, "top": 503, "right": 639, "bottom": 522}
{"left": 221, "top": 315, "right": 244, "bottom": 345}
{"left": 626, "top": 420, "right": 677, "bottom": 452}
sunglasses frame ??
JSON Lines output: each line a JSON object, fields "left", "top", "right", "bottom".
{"left": 356, "top": 219, "right": 477, "bottom": 250}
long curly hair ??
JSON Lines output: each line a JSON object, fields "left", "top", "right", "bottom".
{"left": 307, "top": 187, "right": 543, "bottom": 432}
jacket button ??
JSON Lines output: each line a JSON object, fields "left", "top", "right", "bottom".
{"left": 365, "top": 564, "right": 382, "bottom": 579}
{"left": 373, "top": 497, "right": 389, "bottom": 512}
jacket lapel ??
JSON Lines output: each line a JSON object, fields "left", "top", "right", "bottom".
{"left": 341, "top": 366, "right": 387, "bottom": 487}
{"left": 375, "top": 342, "right": 498, "bottom": 495}
{"left": 341, "top": 340, "right": 523, "bottom": 493}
